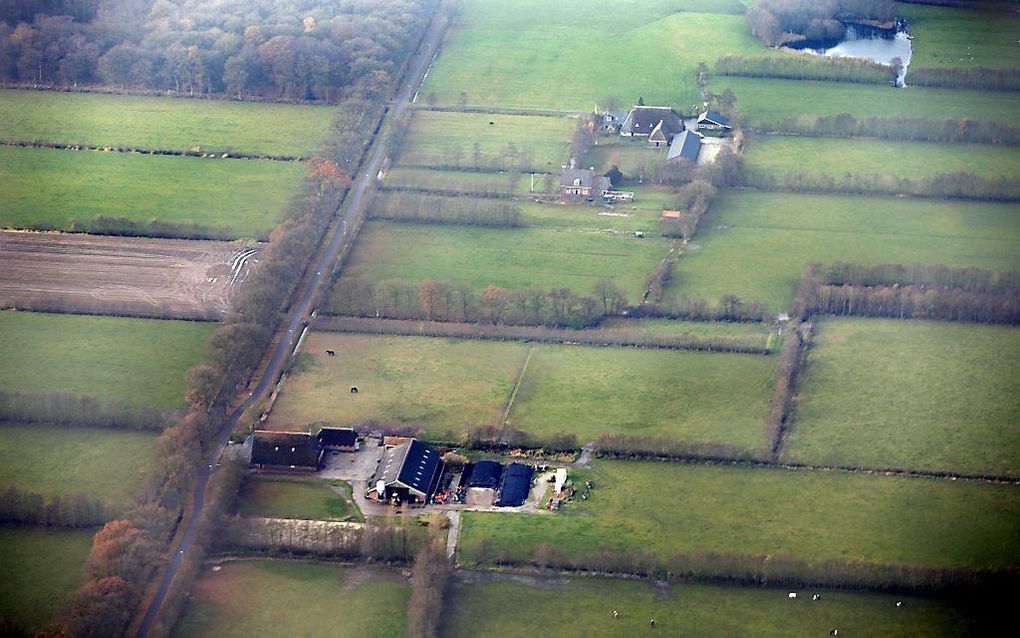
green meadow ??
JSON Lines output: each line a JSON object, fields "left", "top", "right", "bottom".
{"left": 0, "top": 89, "right": 335, "bottom": 156}
{"left": 0, "top": 311, "right": 213, "bottom": 409}
{"left": 0, "top": 423, "right": 156, "bottom": 511}
{"left": 442, "top": 573, "right": 974, "bottom": 637}
{"left": 382, "top": 167, "right": 557, "bottom": 196}
{"left": 744, "top": 135, "right": 1020, "bottom": 181}
{"left": 0, "top": 527, "right": 94, "bottom": 632}
{"left": 0, "top": 146, "right": 303, "bottom": 237}
{"left": 712, "top": 77, "right": 1020, "bottom": 127}
{"left": 423, "top": 0, "right": 774, "bottom": 110}
{"left": 236, "top": 476, "right": 362, "bottom": 522}
{"left": 785, "top": 319, "right": 1020, "bottom": 477}
{"left": 173, "top": 561, "right": 409, "bottom": 638}
{"left": 901, "top": 3, "right": 1020, "bottom": 70}
{"left": 459, "top": 460, "right": 1020, "bottom": 569}
{"left": 343, "top": 221, "right": 670, "bottom": 302}
{"left": 398, "top": 110, "right": 575, "bottom": 170}
{"left": 666, "top": 191, "right": 1020, "bottom": 311}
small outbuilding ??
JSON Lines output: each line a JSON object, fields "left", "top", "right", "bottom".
{"left": 666, "top": 130, "right": 702, "bottom": 166}
{"left": 317, "top": 427, "right": 358, "bottom": 452}
{"left": 465, "top": 460, "right": 503, "bottom": 489}
{"left": 372, "top": 439, "right": 445, "bottom": 505}
{"left": 697, "top": 110, "right": 732, "bottom": 132}
{"left": 496, "top": 463, "right": 534, "bottom": 507}
{"left": 251, "top": 431, "right": 323, "bottom": 472}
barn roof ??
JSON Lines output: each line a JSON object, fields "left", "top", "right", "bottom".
{"left": 621, "top": 106, "right": 684, "bottom": 137}
{"left": 496, "top": 463, "right": 534, "bottom": 506}
{"left": 317, "top": 427, "right": 358, "bottom": 448}
{"left": 666, "top": 130, "right": 701, "bottom": 164}
{"left": 251, "top": 431, "right": 321, "bottom": 468}
{"left": 698, "top": 110, "right": 731, "bottom": 128}
{"left": 377, "top": 439, "right": 444, "bottom": 499}
{"left": 465, "top": 460, "right": 503, "bottom": 489}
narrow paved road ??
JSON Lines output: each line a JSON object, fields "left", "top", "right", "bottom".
{"left": 135, "top": 9, "right": 448, "bottom": 636}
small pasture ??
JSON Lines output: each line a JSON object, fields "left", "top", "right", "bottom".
{"left": 508, "top": 345, "right": 776, "bottom": 450}
{"left": 0, "top": 146, "right": 304, "bottom": 238}
{"left": 422, "top": 1, "right": 769, "bottom": 110}
{"left": 268, "top": 333, "right": 526, "bottom": 440}
{"left": 0, "top": 310, "right": 213, "bottom": 409}
{"left": 518, "top": 188, "right": 674, "bottom": 233}
{"left": 900, "top": 3, "right": 1020, "bottom": 70}
{"left": 743, "top": 135, "right": 1020, "bottom": 182}
{"left": 784, "top": 319, "right": 1020, "bottom": 477}
{"left": 397, "top": 110, "right": 575, "bottom": 171}
{"left": 0, "top": 527, "right": 94, "bottom": 632}
{"left": 665, "top": 191, "right": 1020, "bottom": 311}
{"left": 598, "top": 318, "right": 774, "bottom": 341}
{"left": 172, "top": 560, "right": 409, "bottom": 638}
{"left": 342, "top": 221, "right": 670, "bottom": 302}
{"left": 381, "top": 167, "right": 556, "bottom": 196}
{"left": 236, "top": 476, "right": 362, "bottom": 522}
{"left": 0, "top": 89, "right": 335, "bottom": 156}
{"left": 582, "top": 138, "right": 672, "bottom": 179}
{"left": 0, "top": 423, "right": 156, "bottom": 511}
{"left": 711, "top": 77, "right": 1020, "bottom": 128}
{"left": 458, "top": 460, "right": 1020, "bottom": 568}
{"left": 442, "top": 572, "right": 971, "bottom": 637}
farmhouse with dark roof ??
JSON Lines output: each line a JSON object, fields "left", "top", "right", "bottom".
{"left": 560, "top": 167, "right": 612, "bottom": 203}
{"left": 371, "top": 439, "right": 445, "bottom": 504}
{"left": 620, "top": 106, "right": 685, "bottom": 146}
{"left": 251, "top": 430, "right": 323, "bottom": 472}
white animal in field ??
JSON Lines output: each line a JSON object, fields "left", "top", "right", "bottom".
{"left": 788, "top": 592, "right": 797, "bottom": 599}
{"left": 812, "top": 594, "right": 821, "bottom": 601}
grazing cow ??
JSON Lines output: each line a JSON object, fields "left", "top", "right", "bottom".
{"left": 649, "top": 620, "right": 655, "bottom": 628}
{"left": 788, "top": 592, "right": 797, "bottom": 599}
{"left": 896, "top": 601, "right": 903, "bottom": 607}
{"left": 812, "top": 594, "right": 821, "bottom": 601}
{"left": 325, "top": 350, "right": 336, "bottom": 356}
{"left": 350, "top": 386, "right": 359, "bottom": 394}
{"left": 830, "top": 629, "right": 839, "bottom": 637}
{"left": 613, "top": 611, "right": 619, "bottom": 619}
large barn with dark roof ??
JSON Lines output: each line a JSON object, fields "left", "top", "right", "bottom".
{"left": 317, "top": 427, "right": 358, "bottom": 452}
{"left": 251, "top": 431, "right": 323, "bottom": 472}
{"left": 372, "top": 439, "right": 445, "bottom": 504}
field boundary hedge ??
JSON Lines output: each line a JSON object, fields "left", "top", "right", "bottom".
{"left": 756, "top": 115, "right": 1020, "bottom": 146}
{"left": 0, "top": 390, "right": 169, "bottom": 431}
{"left": 1, "top": 294, "right": 223, "bottom": 322}
{"left": 0, "top": 139, "right": 306, "bottom": 162}
{"left": 908, "top": 66, "right": 1020, "bottom": 92}
{"left": 744, "top": 170, "right": 1020, "bottom": 201}
{"left": 715, "top": 55, "right": 896, "bottom": 85}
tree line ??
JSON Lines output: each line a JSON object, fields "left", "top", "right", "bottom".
{"left": 764, "top": 323, "right": 808, "bottom": 458}
{"left": 0, "top": 485, "right": 111, "bottom": 528}
{"left": 745, "top": 169, "right": 1020, "bottom": 201}
{"left": 745, "top": 0, "right": 895, "bottom": 47}
{"left": 796, "top": 263, "right": 1020, "bottom": 324}
{"left": 592, "top": 434, "right": 762, "bottom": 463}
{"left": 816, "top": 262, "right": 1020, "bottom": 292}
{"left": 909, "top": 66, "right": 1020, "bottom": 92}
{"left": 715, "top": 54, "right": 896, "bottom": 84}
{"left": 759, "top": 113, "right": 1020, "bottom": 146}
{"left": 407, "top": 541, "right": 451, "bottom": 638}
{"left": 313, "top": 316, "right": 772, "bottom": 355}
{"left": 0, "top": 0, "right": 439, "bottom": 101}
{"left": 0, "top": 389, "right": 167, "bottom": 430}
{"left": 368, "top": 191, "right": 522, "bottom": 228}
{"left": 660, "top": 180, "right": 718, "bottom": 239}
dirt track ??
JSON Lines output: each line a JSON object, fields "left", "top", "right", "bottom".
{"left": 0, "top": 230, "right": 259, "bottom": 320}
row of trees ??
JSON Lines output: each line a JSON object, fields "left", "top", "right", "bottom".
{"left": 0, "top": 389, "right": 167, "bottom": 430}
{"left": 407, "top": 541, "right": 451, "bottom": 638}
{"left": 369, "top": 191, "right": 522, "bottom": 228}
{"left": 328, "top": 278, "right": 630, "bottom": 328}
{"left": 715, "top": 54, "right": 896, "bottom": 84}
{"left": 815, "top": 262, "right": 1020, "bottom": 292}
{"left": 745, "top": 169, "right": 1020, "bottom": 201}
{"left": 637, "top": 294, "right": 773, "bottom": 323}
{"left": 314, "top": 316, "right": 772, "bottom": 355}
{"left": 592, "top": 434, "right": 761, "bottom": 462}
{"left": 909, "top": 66, "right": 1020, "bottom": 92}
{"left": 0, "top": 485, "right": 111, "bottom": 527}
{"left": 660, "top": 180, "right": 718, "bottom": 239}
{"left": 759, "top": 114, "right": 1020, "bottom": 146}
{"left": 764, "top": 324, "right": 808, "bottom": 457}
{"left": 0, "top": 0, "right": 438, "bottom": 101}
{"left": 746, "top": 0, "right": 895, "bottom": 47}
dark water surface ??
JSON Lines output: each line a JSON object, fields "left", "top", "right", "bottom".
{"left": 787, "top": 23, "right": 913, "bottom": 86}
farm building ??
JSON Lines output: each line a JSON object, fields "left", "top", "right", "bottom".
{"left": 697, "top": 110, "right": 732, "bottom": 132}
{"left": 317, "top": 427, "right": 358, "bottom": 452}
{"left": 666, "top": 130, "right": 702, "bottom": 166}
{"left": 372, "top": 439, "right": 445, "bottom": 505}
{"left": 250, "top": 431, "right": 323, "bottom": 472}
{"left": 496, "top": 462, "right": 534, "bottom": 507}
{"left": 560, "top": 167, "right": 612, "bottom": 203}
{"left": 620, "top": 106, "right": 685, "bottom": 146}
{"left": 599, "top": 110, "right": 628, "bottom": 134}
{"left": 660, "top": 209, "right": 682, "bottom": 221}
{"left": 465, "top": 460, "right": 503, "bottom": 489}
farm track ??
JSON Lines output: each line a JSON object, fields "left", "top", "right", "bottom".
{"left": 0, "top": 230, "right": 255, "bottom": 320}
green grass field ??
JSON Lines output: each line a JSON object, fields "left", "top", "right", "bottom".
{"left": 0, "top": 423, "right": 155, "bottom": 511}
{"left": 599, "top": 318, "right": 774, "bottom": 340}
{"left": 442, "top": 572, "right": 973, "bottom": 637}
{"left": 711, "top": 77, "right": 1020, "bottom": 127}
{"left": 382, "top": 167, "right": 556, "bottom": 195}
{"left": 398, "top": 110, "right": 574, "bottom": 170}
{"left": 236, "top": 476, "right": 362, "bottom": 522}
{"left": 744, "top": 135, "right": 1020, "bottom": 181}
{"left": 582, "top": 138, "right": 672, "bottom": 178}
{"left": 344, "top": 221, "right": 670, "bottom": 302}
{"left": 518, "top": 186, "right": 676, "bottom": 233}
{"left": 0, "top": 311, "right": 213, "bottom": 409}
{"left": 173, "top": 560, "right": 409, "bottom": 638}
{"left": 0, "top": 89, "right": 335, "bottom": 156}
{"left": 0, "top": 527, "right": 94, "bottom": 632}
{"left": 0, "top": 146, "right": 304, "bottom": 237}
{"left": 459, "top": 460, "right": 1020, "bottom": 569}
{"left": 901, "top": 3, "right": 1020, "bottom": 69}
{"left": 665, "top": 191, "right": 1020, "bottom": 311}
{"left": 423, "top": 0, "right": 772, "bottom": 110}
{"left": 508, "top": 345, "right": 776, "bottom": 449}
{"left": 269, "top": 333, "right": 526, "bottom": 440}
{"left": 785, "top": 319, "right": 1020, "bottom": 477}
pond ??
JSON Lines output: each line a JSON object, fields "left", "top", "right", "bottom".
{"left": 786, "top": 23, "right": 913, "bottom": 87}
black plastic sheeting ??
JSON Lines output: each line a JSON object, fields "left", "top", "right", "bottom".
{"left": 496, "top": 463, "right": 534, "bottom": 506}
{"left": 465, "top": 460, "right": 503, "bottom": 489}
